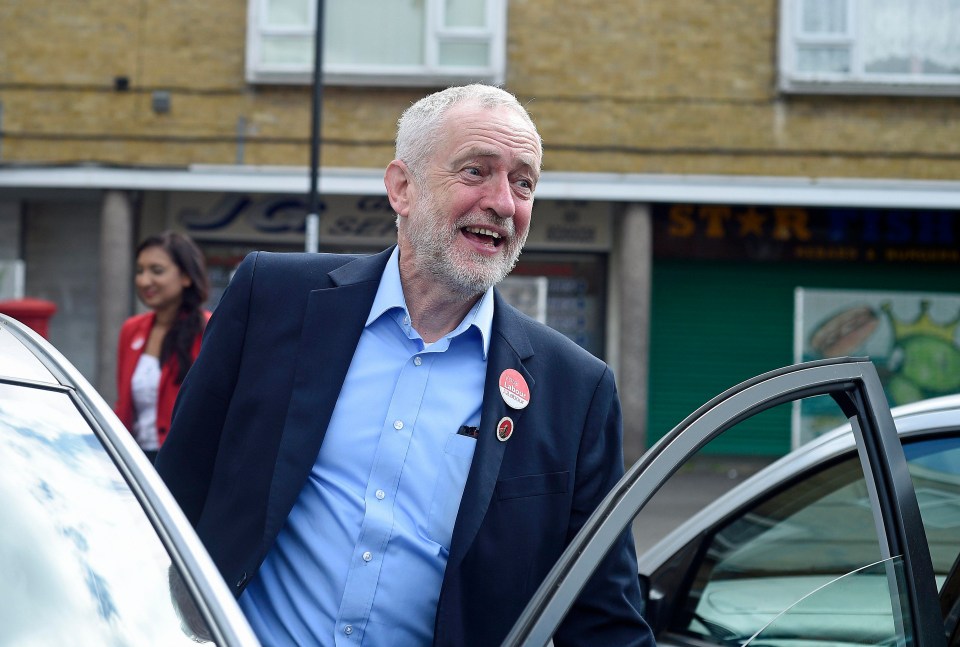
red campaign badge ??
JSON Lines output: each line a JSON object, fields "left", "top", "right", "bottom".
{"left": 496, "top": 416, "right": 514, "bottom": 442}
{"left": 498, "top": 369, "right": 530, "bottom": 410}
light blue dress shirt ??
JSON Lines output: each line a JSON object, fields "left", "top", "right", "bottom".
{"left": 239, "top": 248, "right": 493, "bottom": 646}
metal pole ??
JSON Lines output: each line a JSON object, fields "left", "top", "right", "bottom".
{"left": 305, "top": 0, "right": 325, "bottom": 253}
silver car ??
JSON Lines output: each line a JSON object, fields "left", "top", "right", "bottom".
{"left": 0, "top": 313, "right": 259, "bottom": 646}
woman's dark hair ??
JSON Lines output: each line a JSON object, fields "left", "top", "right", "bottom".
{"left": 136, "top": 231, "right": 210, "bottom": 384}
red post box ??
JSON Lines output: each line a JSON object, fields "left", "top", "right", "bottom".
{"left": 0, "top": 298, "right": 58, "bottom": 339}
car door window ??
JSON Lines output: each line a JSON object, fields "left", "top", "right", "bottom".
{"left": 679, "top": 452, "right": 898, "bottom": 644}
{"left": 675, "top": 433, "right": 960, "bottom": 646}
{"left": 904, "top": 436, "right": 960, "bottom": 587}
{"left": 739, "top": 556, "right": 909, "bottom": 647}
{"left": 0, "top": 382, "right": 214, "bottom": 645}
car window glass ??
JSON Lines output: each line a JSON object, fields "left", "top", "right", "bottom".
{"left": 671, "top": 430, "right": 960, "bottom": 646}
{"left": 0, "top": 382, "right": 214, "bottom": 645}
{"left": 678, "top": 449, "right": 892, "bottom": 644}
{"left": 741, "top": 557, "right": 909, "bottom": 647}
{"left": 903, "top": 434, "right": 960, "bottom": 587}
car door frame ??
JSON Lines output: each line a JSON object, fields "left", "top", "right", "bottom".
{"left": 502, "top": 357, "right": 945, "bottom": 647}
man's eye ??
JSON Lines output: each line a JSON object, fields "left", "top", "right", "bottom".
{"left": 464, "top": 167, "right": 481, "bottom": 176}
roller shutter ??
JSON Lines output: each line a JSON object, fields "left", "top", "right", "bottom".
{"left": 647, "top": 259, "right": 960, "bottom": 456}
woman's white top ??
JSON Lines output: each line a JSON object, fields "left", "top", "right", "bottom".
{"left": 131, "top": 353, "right": 161, "bottom": 451}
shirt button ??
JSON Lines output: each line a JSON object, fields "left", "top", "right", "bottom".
{"left": 393, "top": 420, "right": 404, "bottom": 430}
{"left": 362, "top": 551, "right": 373, "bottom": 562}
{"left": 344, "top": 625, "right": 353, "bottom": 635}
{"left": 403, "top": 315, "right": 410, "bottom": 325}
{"left": 375, "top": 489, "right": 385, "bottom": 500}
{"left": 414, "top": 356, "right": 422, "bottom": 366}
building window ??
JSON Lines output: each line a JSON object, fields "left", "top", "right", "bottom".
{"left": 779, "top": 0, "right": 960, "bottom": 95}
{"left": 246, "top": 0, "right": 507, "bottom": 86}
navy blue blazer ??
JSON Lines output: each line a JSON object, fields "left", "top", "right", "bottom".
{"left": 156, "top": 247, "right": 652, "bottom": 647}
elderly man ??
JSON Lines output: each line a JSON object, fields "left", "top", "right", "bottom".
{"left": 156, "top": 84, "right": 652, "bottom": 647}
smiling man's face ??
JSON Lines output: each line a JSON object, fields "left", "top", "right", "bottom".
{"left": 397, "top": 102, "right": 541, "bottom": 297}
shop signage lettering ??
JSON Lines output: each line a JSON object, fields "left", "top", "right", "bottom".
{"left": 546, "top": 224, "right": 598, "bottom": 244}
{"left": 655, "top": 203, "right": 959, "bottom": 264}
{"left": 175, "top": 194, "right": 397, "bottom": 244}
{"left": 544, "top": 204, "right": 599, "bottom": 244}
{"left": 173, "top": 194, "right": 612, "bottom": 251}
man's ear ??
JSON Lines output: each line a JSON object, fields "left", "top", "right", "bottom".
{"left": 384, "top": 160, "right": 416, "bottom": 218}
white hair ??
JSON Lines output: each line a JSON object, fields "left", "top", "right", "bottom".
{"left": 395, "top": 84, "right": 542, "bottom": 179}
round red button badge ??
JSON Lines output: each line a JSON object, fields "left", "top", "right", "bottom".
{"left": 497, "top": 416, "right": 514, "bottom": 442}
{"left": 498, "top": 369, "right": 530, "bottom": 410}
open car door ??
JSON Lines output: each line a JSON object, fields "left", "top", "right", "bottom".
{"left": 503, "top": 357, "right": 946, "bottom": 647}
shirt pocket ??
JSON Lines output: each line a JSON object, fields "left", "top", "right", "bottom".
{"left": 426, "top": 434, "right": 476, "bottom": 549}
{"left": 496, "top": 471, "right": 569, "bottom": 501}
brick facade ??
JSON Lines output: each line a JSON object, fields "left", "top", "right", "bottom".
{"left": 3, "top": 0, "right": 959, "bottom": 178}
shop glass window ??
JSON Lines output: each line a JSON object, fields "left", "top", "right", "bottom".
{"left": 246, "top": 0, "right": 507, "bottom": 86}
{"left": 779, "top": 0, "right": 960, "bottom": 95}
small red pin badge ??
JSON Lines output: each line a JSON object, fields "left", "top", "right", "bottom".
{"left": 498, "top": 369, "right": 530, "bottom": 410}
{"left": 497, "top": 416, "right": 514, "bottom": 442}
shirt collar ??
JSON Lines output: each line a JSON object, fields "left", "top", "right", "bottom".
{"left": 367, "top": 247, "right": 494, "bottom": 359}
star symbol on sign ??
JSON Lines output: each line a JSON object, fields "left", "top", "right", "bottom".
{"left": 737, "top": 208, "right": 766, "bottom": 237}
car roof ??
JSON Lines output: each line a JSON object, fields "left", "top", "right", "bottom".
{"left": 637, "top": 392, "right": 960, "bottom": 571}
{"left": 0, "top": 315, "right": 63, "bottom": 384}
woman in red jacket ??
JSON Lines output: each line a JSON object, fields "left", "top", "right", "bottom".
{"left": 115, "top": 231, "right": 210, "bottom": 462}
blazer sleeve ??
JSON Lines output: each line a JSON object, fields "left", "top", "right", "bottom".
{"left": 155, "top": 254, "right": 257, "bottom": 525}
{"left": 114, "top": 316, "right": 140, "bottom": 432}
{"left": 556, "top": 367, "right": 653, "bottom": 647}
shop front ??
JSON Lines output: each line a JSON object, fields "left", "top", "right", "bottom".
{"left": 5, "top": 166, "right": 960, "bottom": 459}
{"left": 166, "top": 191, "right": 615, "bottom": 361}
{"left": 648, "top": 202, "right": 960, "bottom": 456}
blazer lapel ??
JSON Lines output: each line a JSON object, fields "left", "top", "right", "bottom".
{"left": 447, "top": 293, "right": 535, "bottom": 572}
{"left": 264, "top": 248, "right": 393, "bottom": 546}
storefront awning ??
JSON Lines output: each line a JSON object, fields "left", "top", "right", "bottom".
{"left": 2, "top": 164, "right": 960, "bottom": 210}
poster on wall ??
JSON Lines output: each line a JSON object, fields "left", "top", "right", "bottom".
{"left": 793, "top": 287, "right": 960, "bottom": 447}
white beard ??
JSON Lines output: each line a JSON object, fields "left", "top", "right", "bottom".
{"left": 402, "top": 193, "right": 528, "bottom": 298}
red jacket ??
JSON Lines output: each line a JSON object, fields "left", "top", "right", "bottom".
{"left": 114, "top": 310, "right": 210, "bottom": 446}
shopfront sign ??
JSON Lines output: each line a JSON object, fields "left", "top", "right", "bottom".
{"left": 169, "top": 193, "right": 611, "bottom": 251}
{"left": 655, "top": 203, "right": 959, "bottom": 263}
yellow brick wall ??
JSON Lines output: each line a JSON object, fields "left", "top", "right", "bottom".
{"left": 2, "top": 0, "right": 959, "bottom": 179}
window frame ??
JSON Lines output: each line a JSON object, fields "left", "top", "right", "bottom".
{"left": 245, "top": 0, "right": 508, "bottom": 86}
{"left": 778, "top": 0, "right": 960, "bottom": 96}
